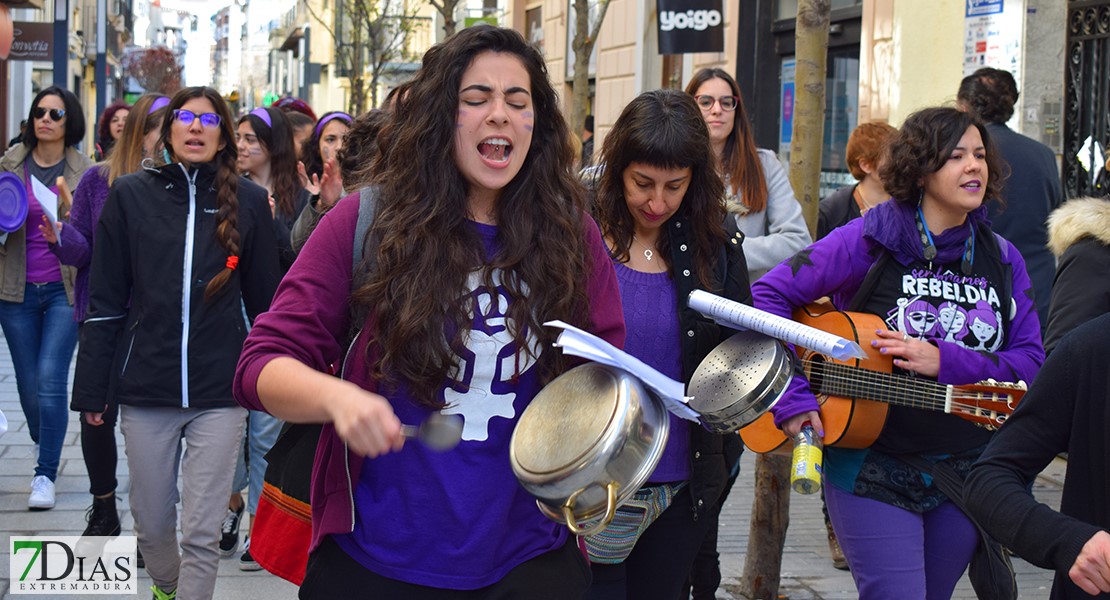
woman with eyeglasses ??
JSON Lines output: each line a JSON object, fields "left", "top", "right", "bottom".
{"left": 74, "top": 87, "right": 280, "bottom": 600}
{"left": 40, "top": 93, "right": 168, "bottom": 542}
{"left": 685, "top": 69, "right": 811, "bottom": 281}
{"left": 0, "top": 85, "right": 94, "bottom": 511}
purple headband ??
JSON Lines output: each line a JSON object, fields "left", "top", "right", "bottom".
{"left": 149, "top": 96, "right": 170, "bottom": 114}
{"left": 250, "top": 107, "right": 272, "bottom": 128}
{"left": 314, "top": 112, "right": 353, "bottom": 138}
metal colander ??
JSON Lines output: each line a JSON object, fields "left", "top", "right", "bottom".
{"left": 686, "top": 329, "right": 795, "bottom": 433}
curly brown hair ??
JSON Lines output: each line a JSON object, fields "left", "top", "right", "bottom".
{"left": 159, "top": 87, "right": 242, "bottom": 300}
{"left": 684, "top": 68, "right": 768, "bottom": 213}
{"left": 354, "top": 25, "right": 591, "bottom": 408}
{"left": 595, "top": 89, "right": 727, "bottom": 289}
{"left": 957, "top": 67, "right": 1018, "bottom": 125}
{"left": 880, "top": 107, "right": 1006, "bottom": 208}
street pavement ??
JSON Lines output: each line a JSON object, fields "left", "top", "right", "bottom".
{"left": 0, "top": 330, "right": 1064, "bottom": 599}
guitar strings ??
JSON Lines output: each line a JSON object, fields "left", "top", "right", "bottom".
{"left": 800, "top": 359, "right": 1014, "bottom": 418}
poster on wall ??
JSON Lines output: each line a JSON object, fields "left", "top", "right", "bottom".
{"left": 656, "top": 0, "right": 724, "bottom": 54}
{"left": 526, "top": 7, "right": 544, "bottom": 55}
{"left": 963, "top": 0, "right": 1023, "bottom": 92}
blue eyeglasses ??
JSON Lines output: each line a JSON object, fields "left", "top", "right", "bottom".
{"left": 173, "top": 110, "right": 222, "bottom": 128}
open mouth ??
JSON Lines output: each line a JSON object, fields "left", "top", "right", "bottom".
{"left": 960, "top": 180, "right": 982, "bottom": 191}
{"left": 478, "top": 137, "right": 512, "bottom": 163}
{"left": 184, "top": 139, "right": 205, "bottom": 150}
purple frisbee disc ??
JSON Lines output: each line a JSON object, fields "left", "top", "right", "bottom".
{"left": 0, "top": 172, "right": 28, "bottom": 233}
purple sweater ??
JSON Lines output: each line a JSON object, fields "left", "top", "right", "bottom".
{"left": 233, "top": 193, "right": 625, "bottom": 588}
{"left": 753, "top": 200, "right": 1044, "bottom": 428}
{"left": 50, "top": 166, "right": 110, "bottom": 322}
{"left": 613, "top": 262, "right": 690, "bottom": 483}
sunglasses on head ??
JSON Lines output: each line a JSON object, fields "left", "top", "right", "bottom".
{"left": 694, "top": 95, "right": 739, "bottom": 111}
{"left": 173, "top": 110, "right": 222, "bottom": 128}
{"left": 32, "top": 107, "right": 66, "bottom": 121}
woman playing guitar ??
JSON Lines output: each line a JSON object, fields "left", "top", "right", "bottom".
{"left": 751, "top": 107, "right": 1045, "bottom": 599}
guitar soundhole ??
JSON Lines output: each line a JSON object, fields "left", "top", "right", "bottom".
{"left": 806, "top": 354, "right": 827, "bottom": 391}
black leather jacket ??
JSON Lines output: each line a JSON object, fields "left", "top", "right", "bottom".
{"left": 667, "top": 211, "right": 751, "bottom": 520}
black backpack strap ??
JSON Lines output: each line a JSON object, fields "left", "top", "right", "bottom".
{"left": 848, "top": 248, "right": 892, "bottom": 312}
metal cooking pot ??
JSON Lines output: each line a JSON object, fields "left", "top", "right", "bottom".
{"left": 510, "top": 363, "right": 670, "bottom": 536}
{"left": 686, "top": 329, "right": 795, "bottom": 434}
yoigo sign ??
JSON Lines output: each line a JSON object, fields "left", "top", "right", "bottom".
{"left": 655, "top": 0, "right": 724, "bottom": 54}
{"left": 10, "top": 536, "right": 137, "bottom": 595}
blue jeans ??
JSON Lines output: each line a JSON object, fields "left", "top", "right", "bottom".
{"left": 0, "top": 282, "right": 78, "bottom": 481}
{"left": 231, "top": 409, "right": 282, "bottom": 514}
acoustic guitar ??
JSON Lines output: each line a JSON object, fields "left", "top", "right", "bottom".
{"left": 738, "top": 301, "right": 1026, "bottom": 454}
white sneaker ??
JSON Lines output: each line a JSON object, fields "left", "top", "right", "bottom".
{"left": 29, "top": 475, "right": 55, "bottom": 510}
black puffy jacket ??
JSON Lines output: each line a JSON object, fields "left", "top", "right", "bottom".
{"left": 73, "top": 162, "right": 280, "bottom": 412}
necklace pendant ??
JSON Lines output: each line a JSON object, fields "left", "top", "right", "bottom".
{"left": 644, "top": 248, "right": 653, "bottom": 261}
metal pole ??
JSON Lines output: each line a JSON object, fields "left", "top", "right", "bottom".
{"left": 95, "top": 0, "right": 106, "bottom": 117}
{"left": 298, "top": 26, "right": 308, "bottom": 100}
{"left": 53, "top": 0, "right": 68, "bottom": 87}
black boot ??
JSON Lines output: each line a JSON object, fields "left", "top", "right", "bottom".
{"left": 82, "top": 494, "right": 122, "bottom": 537}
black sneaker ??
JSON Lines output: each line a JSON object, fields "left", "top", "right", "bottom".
{"left": 82, "top": 494, "right": 122, "bottom": 537}
{"left": 219, "top": 505, "right": 243, "bottom": 557}
{"left": 239, "top": 537, "right": 261, "bottom": 572}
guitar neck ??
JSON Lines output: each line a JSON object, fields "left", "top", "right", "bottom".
{"left": 811, "top": 360, "right": 952, "bottom": 413}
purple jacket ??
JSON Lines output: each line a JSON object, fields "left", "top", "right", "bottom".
{"left": 753, "top": 199, "right": 1044, "bottom": 428}
{"left": 50, "top": 165, "right": 110, "bottom": 322}
{"left": 233, "top": 193, "right": 626, "bottom": 557}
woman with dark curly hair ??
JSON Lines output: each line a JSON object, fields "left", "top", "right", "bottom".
{"left": 233, "top": 25, "right": 623, "bottom": 596}
{"left": 585, "top": 89, "right": 749, "bottom": 599}
{"left": 752, "top": 106, "right": 1044, "bottom": 599}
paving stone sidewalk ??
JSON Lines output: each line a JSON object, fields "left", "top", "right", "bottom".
{"left": 0, "top": 331, "right": 1063, "bottom": 599}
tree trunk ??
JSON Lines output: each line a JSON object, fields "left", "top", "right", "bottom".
{"left": 738, "top": 454, "right": 791, "bottom": 599}
{"left": 569, "top": 0, "right": 609, "bottom": 144}
{"left": 789, "top": 0, "right": 830, "bottom": 239}
{"left": 739, "top": 3, "right": 830, "bottom": 599}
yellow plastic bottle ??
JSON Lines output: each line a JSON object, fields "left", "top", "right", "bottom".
{"left": 791, "top": 421, "right": 823, "bottom": 495}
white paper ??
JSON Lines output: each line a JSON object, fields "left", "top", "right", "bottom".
{"left": 545, "top": 320, "right": 702, "bottom": 422}
{"left": 687, "top": 290, "right": 866, "bottom": 361}
{"left": 30, "top": 176, "right": 61, "bottom": 245}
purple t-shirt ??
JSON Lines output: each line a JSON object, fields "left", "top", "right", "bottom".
{"left": 25, "top": 178, "right": 62, "bottom": 283}
{"left": 334, "top": 221, "right": 567, "bottom": 589}
{"left": 613, "top": 262, "right": 690, "bottom": 483}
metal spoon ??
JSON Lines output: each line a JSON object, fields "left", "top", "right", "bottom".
{"left": 401, "top": 413, "right": 464, "bottom": 451}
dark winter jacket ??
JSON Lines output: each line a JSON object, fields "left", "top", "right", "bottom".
{"left": 1043, "top": 196, "right": 1110, "bottom": 355}
{"left": 966, "top": 313, "right": 1110, "bottom": 600}
{"left": 73, "top": 161, "right": 280, "bottom": 413}
{"left": 668, "top": 212, "right": 751, "bottom": 519}
{"left": 817, "top": 184, "right": 861, "bottom": 241}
